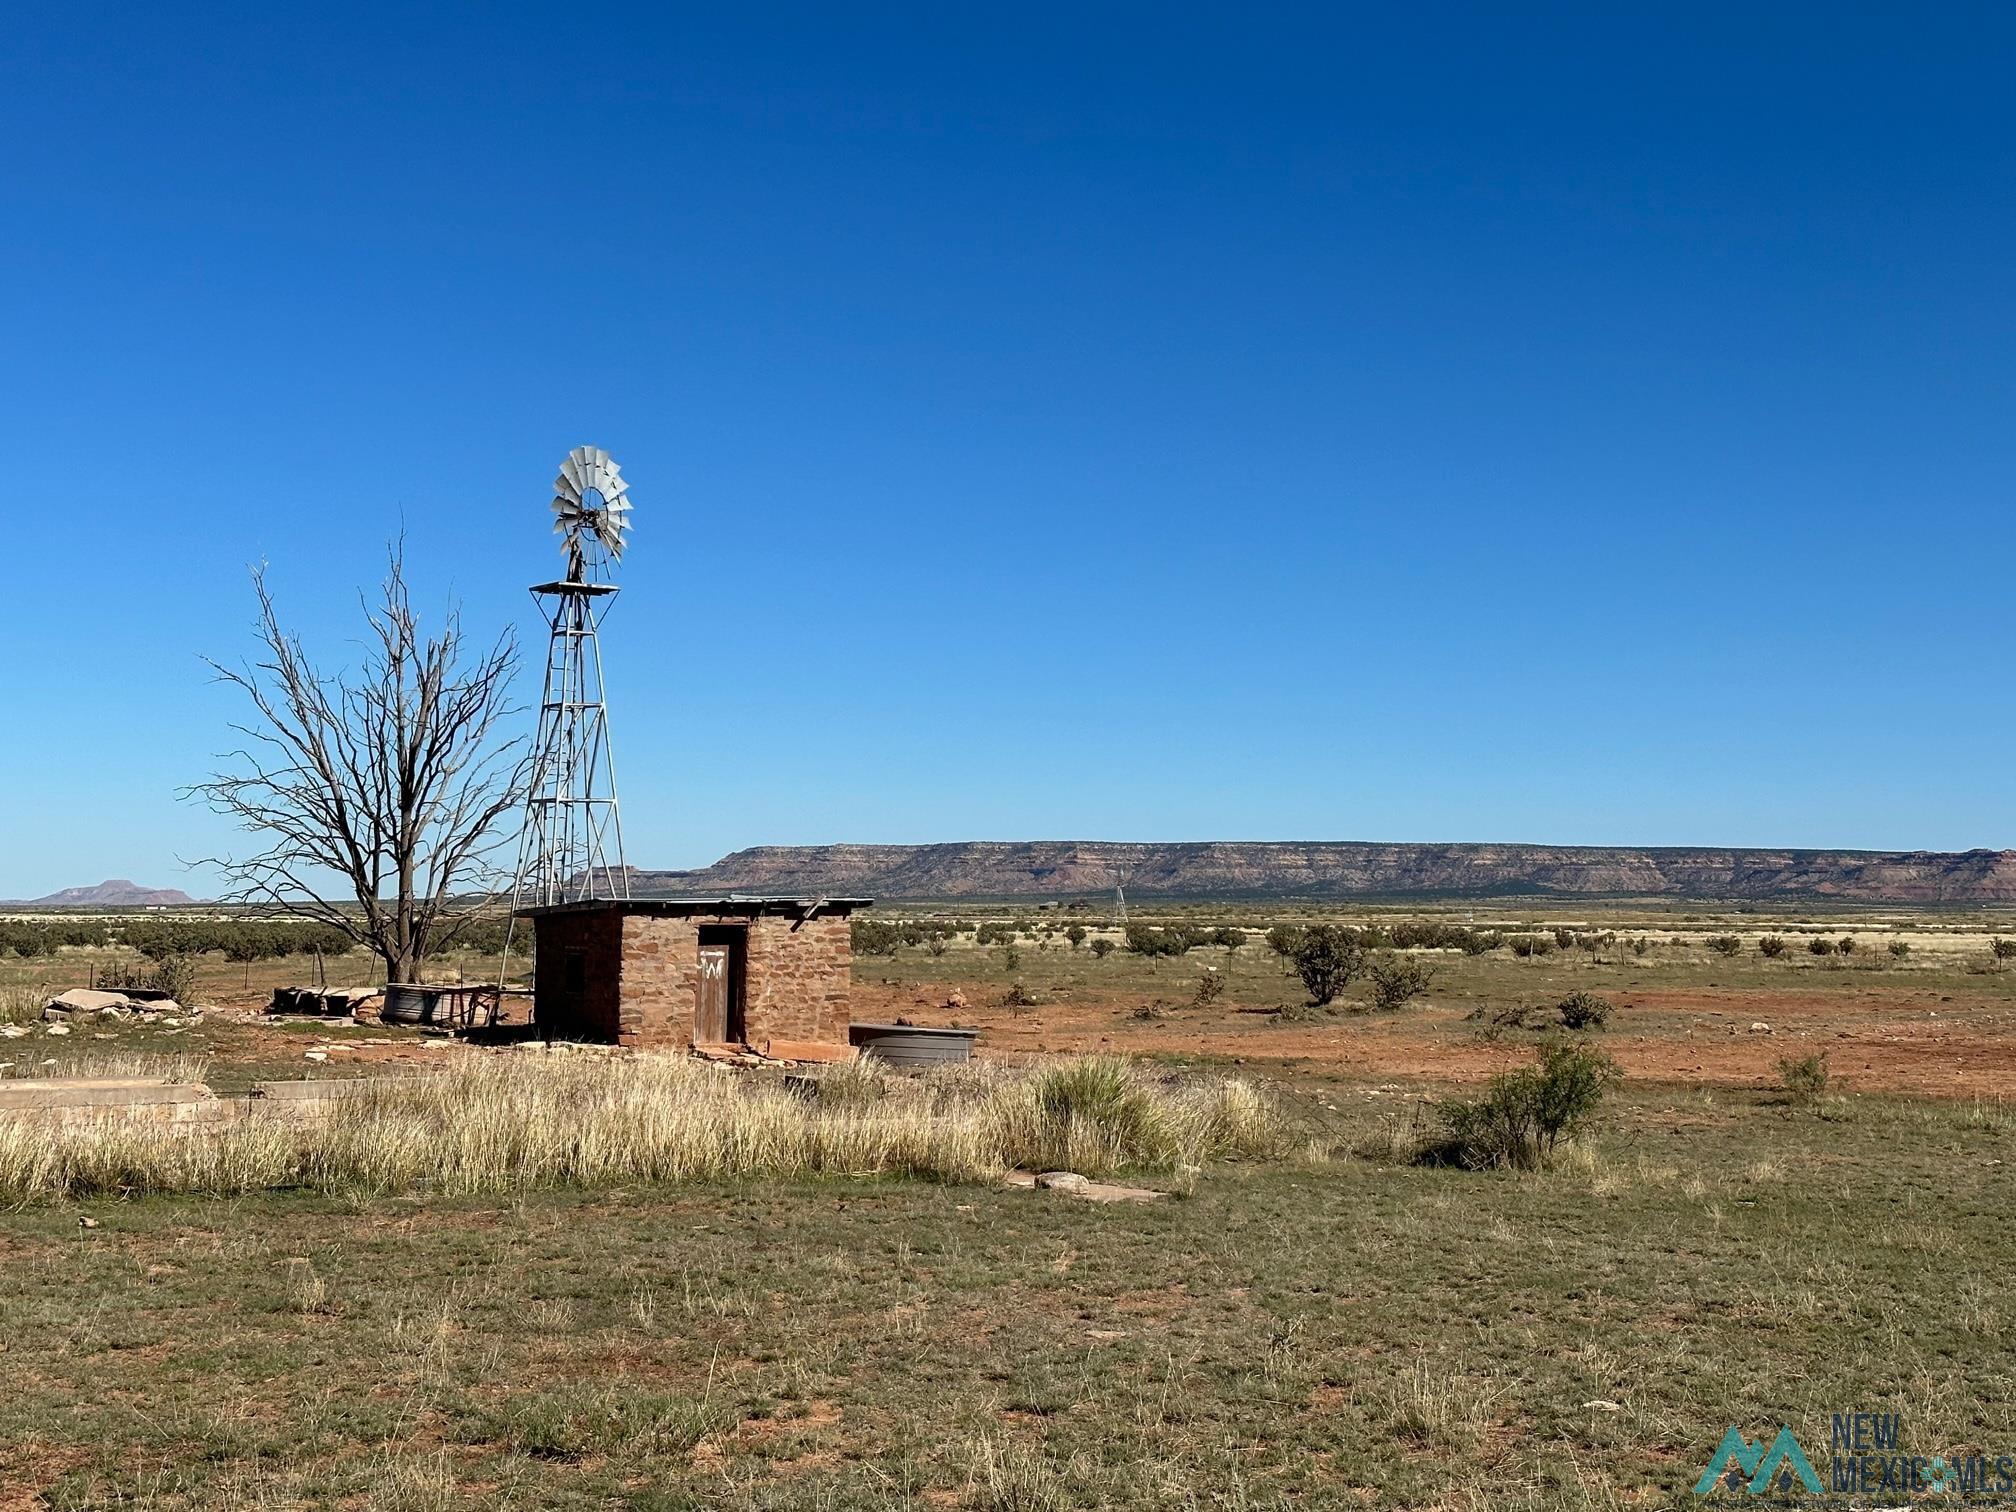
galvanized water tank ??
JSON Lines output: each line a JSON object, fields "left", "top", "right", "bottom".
{"left": 379, "top": 983, "right": 434, "bottom": 1025}
{"left": 847, "top": 1023, "right": 979, "bottom": 1068}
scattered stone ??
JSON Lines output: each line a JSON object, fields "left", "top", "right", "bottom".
{"left": 1583, "top": 1400, "right": 1624, "bottom": 1413}
{"left": 302, "top": 1050, "right": 329, "bottom": 1062}
{"left": 1748, "top": 1022, "right": 1772, "bottom": 1034}
{"left": 1028, "top": 1169, "right": 1166, "bottom": 1203}
{"left": 46, "top": 989, "right": 132, "bottom": 1019}
{"left": 0, "top": 1026, "right": 26, "bottom": 1039}
{"left": 44, "top": 1023, "right": 71, "bottom": 1037}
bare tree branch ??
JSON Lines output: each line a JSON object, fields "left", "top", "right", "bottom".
{"left": 185, "top": 545, "right": 527, "bottom": 983}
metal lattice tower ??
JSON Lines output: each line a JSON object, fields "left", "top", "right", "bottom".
{"left": 510, "top": 447, "right": 634, "bottom": 908}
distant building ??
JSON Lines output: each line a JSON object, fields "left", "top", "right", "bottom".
{"left": 519, "top": 897, "right": 870, "bottom": 1056}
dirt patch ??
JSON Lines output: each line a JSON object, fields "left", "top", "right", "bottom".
{"left": 854, "top": 980, "right": 2016, "bottom": 1097}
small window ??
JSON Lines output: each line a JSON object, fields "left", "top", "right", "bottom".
{"left": 563, "top": 949, "right": 587, "bottom": 999}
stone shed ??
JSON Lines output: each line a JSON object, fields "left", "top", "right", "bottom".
{"left": 519, "top": 897, "right": 870, "bottom": 1056}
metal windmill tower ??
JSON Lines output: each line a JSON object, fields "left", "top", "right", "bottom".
{"left": 511, "top": 446, "right": 635, "bottom": 908}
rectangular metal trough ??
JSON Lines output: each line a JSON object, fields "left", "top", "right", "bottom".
{"left": 847, "top": 1023, "right": 979, "bottom": 1068}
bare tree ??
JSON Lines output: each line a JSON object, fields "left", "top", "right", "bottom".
{"left": 190, "top": 545, "right": 526, "bottom": 983}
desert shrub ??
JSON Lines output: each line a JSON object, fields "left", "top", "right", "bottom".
{"left": 1629, "top": 936, "right": 1650, "bottom": 956}
{"left": 1365, "top": 953, "right": 1436, "bottom": 1011}
{"left": 1064, "top": 924, "right": 1087, "bottom": 949}
{"left": 1889, "top": 940, "right": 1911, "bottom": 959}
{"left": 93, "top": 960, "right": 150, "bottom": 992}
{"left": 1125, "top": 923, "right": 1212, "bottom": 957}
{"left": 1471, "top": 1002, "right": 1537, "bottom": 1040}
{"left": 1424, "top": 1041, "right": 1621, "bottom": 1171}
{"left": 1553, "top": 928, "right": 1578, "bottom": 951}
{"left": 1285, "top": 925, "right": 1366, "bottom": 1006}
{"left": 1265, "top": 924, "right": 1306, "bottom": 958}
{"left": 9, "top": 920, "right": 108, "bottom": 951}
{"left": 1193, "top": 970, "right": 1226, "bottom": 1008}
{"left": 1778, "top": 1051, "right": 1832, "bottom": 1106}
{"left": 1461, "top": 931, "right": 1505, "bottom": 956}
{"left": 1556, "top": 991, "right": 1612, "bottom": 1030}
{"left": 1384, "top": 921, "right": 1484, "bottom": 952}
{"left": 1089, "top": 938, "right": 1116, "bottom": 959}
{"left": 1808, "top": 936, "right": 1837, "bottom": 956}
{"left": 1507, "top": 934, "right": 1550, "bottom": 959}
{"left": 1706, "top": 935, "right": 1742, "bottom": 957}
{"left": 995, "top": 941, "right": 1022, "bottom": 973}
{"left": 1002, "top": 981, "right": 1039, "bottom": 1011}
{"left": 850, "top": 920, "right": 902, "bottom": 957}
{"left": 1213, "top": 926, "right": 1247, "bottom": 952}
{"left": 1837, "top": 936, "right": 1857, "bottom": 955}
{"left": 1757, "top": 935, "right": 1786, "bottom": 959}
{"left": 149, "top": 954, "right": 199, "bottom": 1004}
{"left": 1993, "top": 938, "right": 2016, "bottom": 962}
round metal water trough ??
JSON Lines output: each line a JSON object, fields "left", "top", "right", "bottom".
{"left": 848, "top": 1023, "right": 978, "bottom": 1068}
{"left": 379, "top": 983, "right": 498, "bottom": 1028}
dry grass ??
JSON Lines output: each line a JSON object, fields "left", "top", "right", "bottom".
{"left": 0, "top": 1052, "right": 1296, "bottom": 1201}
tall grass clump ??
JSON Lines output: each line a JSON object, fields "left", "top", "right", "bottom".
{"left": 307, "top": 1055, "right": 1007, "bottom": 1194}
{"left": 987, "top": 1055, "right": 1291, "bottom": 1176}
{"left": 0, "top": 1115, "right": 298, "bottom": 1199}
{"left": 0, "top": 984, "right": 48, "bottom": 1025}
{"left": 0, "top": 1053, "right": 1295, "bottom": 1201}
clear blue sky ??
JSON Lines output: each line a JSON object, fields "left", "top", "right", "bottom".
{"left": 4, "top": 4, "right": 2012, "bottom": 898}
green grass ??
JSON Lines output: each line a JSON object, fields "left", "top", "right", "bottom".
{"left": 5, "top": 1085, "right": 2014, "bottom": 1508}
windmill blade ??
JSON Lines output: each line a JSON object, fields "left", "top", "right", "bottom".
{"left": 547, "top": 445, "right": 636, "bottom": 570}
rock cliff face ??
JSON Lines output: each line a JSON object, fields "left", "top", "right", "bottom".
{"left": 627, "top": 842, "right": 2016, "bottom": 904}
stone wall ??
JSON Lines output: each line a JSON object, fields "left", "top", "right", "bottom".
{"left": 531, "top": 908, "right": 625, "bottom": 1043}
{"left": 591, "top": 908, "right": 853, "bottom": 1051}
{"left": 743, "top": 913, "right": 851, "bottom": 1048}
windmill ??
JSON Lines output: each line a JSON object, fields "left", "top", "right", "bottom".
{"left": 511, "top": 446, "right": 634, "bottom": 909}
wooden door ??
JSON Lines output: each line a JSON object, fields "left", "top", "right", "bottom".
{"left": 696, "top": 944, "right": 730, "bottom": 1043}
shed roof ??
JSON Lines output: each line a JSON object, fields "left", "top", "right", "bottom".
{"left": 517, "top": 896, "right": 872, "bottom": 919}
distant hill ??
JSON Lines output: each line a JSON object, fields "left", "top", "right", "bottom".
{"left": 623, "top": 842, "right": 2016, "bottom": 905}
{"left": 10, "top": 879, "right": 198, "bottom": 908}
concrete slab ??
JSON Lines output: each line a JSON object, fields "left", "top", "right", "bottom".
{"left": 0, "top": 1079, "right": 213, "bottom": 1110}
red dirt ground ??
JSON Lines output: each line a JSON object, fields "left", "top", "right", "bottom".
{"left": 850, "top": 980, "right": 2016, "bottom": 1098}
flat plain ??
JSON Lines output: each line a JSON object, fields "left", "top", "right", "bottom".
{"left": 4, "top": 901, "right": 2016, "bottom": 1509}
